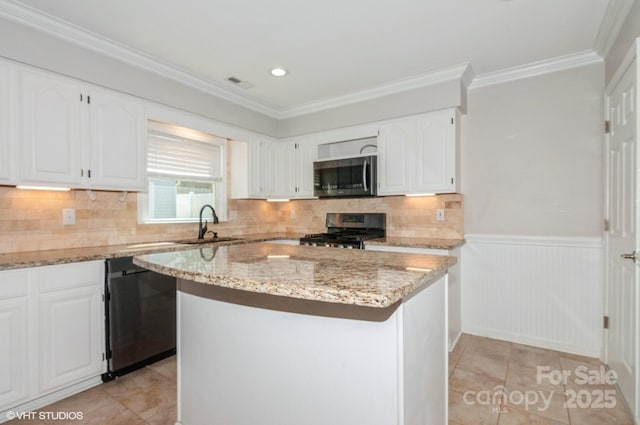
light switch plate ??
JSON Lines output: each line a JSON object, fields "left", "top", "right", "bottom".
{"left": 436, "top": 209, "right": 445, "bottom": 221}
{"left": 62, "top": 208, "right": 76, "bottom": 225}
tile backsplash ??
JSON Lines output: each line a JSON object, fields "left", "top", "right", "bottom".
{"left": 0, "top": 186, "right": 462, "bottom": 254}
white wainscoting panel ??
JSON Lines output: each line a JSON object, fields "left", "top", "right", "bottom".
{"left": 462, "top": 234, "right": 604, "bottom": 357}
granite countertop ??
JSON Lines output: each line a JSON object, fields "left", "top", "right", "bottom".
{"left": 133, "top": 242, "right": 457, "bottom": 308}
{"left": 0, "top": 233, "right": 305, "bottom": 271}
{"left": 366, "top": 237, "right": 465, "bottom": 250}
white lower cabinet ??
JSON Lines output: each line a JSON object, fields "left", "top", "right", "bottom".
{"left": 0, "top": 261, "right": 105, "bottom": 414}
{"left": 0, "top": 270, "right": 30, "bottom": 411}
{"left": 365, "top": 244, "right": 462, "bottom": 351}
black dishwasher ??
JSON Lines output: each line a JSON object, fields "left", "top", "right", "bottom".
{"left": 102, "top": 257, "right": 176, "bottom": 381}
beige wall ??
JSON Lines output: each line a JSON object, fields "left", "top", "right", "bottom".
{"left": 605, "top": 1, "right": 640, "bottom": 85}
{"left": 0, "top": 18, "right": 278, "bottom": 137}
{"left": 0, "top": 185, "right": 462, "bottom": 254}
{"left": 461, "top": 63, "right": 604, "bottom": 237}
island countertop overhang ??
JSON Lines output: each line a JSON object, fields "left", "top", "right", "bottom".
{"left": 133, "top": 242, "right": 457, "bottom": 308}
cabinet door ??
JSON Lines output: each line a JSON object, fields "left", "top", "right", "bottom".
{"left": 378, "top": 119, "right": 415, "bottom": 195}
{"left": 249, "top": 137, "right": 270, "bottom": 198}
{"left": 19, "top": 69, "right": 82, "bottom": 186}
{"left": 0, "top": 270, "right": 30, "bottom": 411}
{"left": 267, "top": 141, "right": 295, "bottom": 198}
{"left": 293, "top": 137, "right": 317, "bottom": 198}
{"left": 0, "top": 62, "right": 15, "bottom": 184}
{"left": 415, "top": 110, "right": 456, "bottom": 193}
{"left": 88, "top": 88, "right": 146, "bottom": 191}
{"left": 38, "top": 262, "right": 104, "bottom": 394}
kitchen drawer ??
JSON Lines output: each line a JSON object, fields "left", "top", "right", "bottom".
{"left": 0, "top": 269, "right": 29, "bottom": 299}
{"left": 37, "top": 261, "right": 104, "bottom": 293}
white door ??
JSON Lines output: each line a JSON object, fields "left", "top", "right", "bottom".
{"left": 19, "top": 69, "right": 82, "bottom": 186}
{"left": 88, "top": 88, "right": 146, "bottom": 191}
{"left": 606, "top": 57, "right": 638, "bottom": 417}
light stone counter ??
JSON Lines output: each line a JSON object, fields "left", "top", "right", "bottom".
{"left": 366, "top": 236, "right": 465, "bottom": 250}
{"left": 133, "top": 241, "right": 456, "bottom": 308}
{"left": 0, "top": 233, "right": 304, "bottom": 271}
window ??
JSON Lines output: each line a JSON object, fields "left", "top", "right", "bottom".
{"left": 138, "top": 120, "right": 227, "bottom": 223}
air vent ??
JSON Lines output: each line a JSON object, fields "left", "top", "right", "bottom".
{"left": 227, "top": 76, "right": 254, "bottom": 89}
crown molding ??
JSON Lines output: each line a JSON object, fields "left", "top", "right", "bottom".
{"left": 593, "top": 0, "right": 634, "bottom": 58}
{"left": 469, "top": 50, "right": 603, "bottom": 90}
{"left": 277, "top": 63, "right": 473, "bottom": 119}
{"left": 0, "top": 1, "right": 474, "bottom": 120}
{"left": 0, "top": 0, "right": 284, "bottom": 118}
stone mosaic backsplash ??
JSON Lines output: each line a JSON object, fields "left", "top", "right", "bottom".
{"left": 0, "top": 186, "right": 462, "bottom": 254}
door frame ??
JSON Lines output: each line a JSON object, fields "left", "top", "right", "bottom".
{"left": 604, "top": 36, "right": 640, "bottom": 424}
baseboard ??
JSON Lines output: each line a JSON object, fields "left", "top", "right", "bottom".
{"left": 462, "top": 326, "right": 602, "bottom": 359}
{"left": 449, "top": 329, "right": 463, "bottom": 352}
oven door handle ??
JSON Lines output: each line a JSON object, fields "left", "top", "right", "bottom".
{"left": 362, "top": 159, "right": 368, "bottom": 192}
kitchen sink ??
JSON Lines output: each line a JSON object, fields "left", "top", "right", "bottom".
{"left": 177, "top": 237, "right": 243, "bottom": 245}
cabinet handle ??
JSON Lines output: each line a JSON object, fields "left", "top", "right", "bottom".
{"left": 80, "top": 169, "right": 83, "bottom": 177}
{"left": 80, "top": 94, "right": 83, "bottom": 102}
{"left": 88, "top": 169, "right": 92, "bottom": 178}
{"left": 87, "top": 95, "right": 91, "bottom": 104}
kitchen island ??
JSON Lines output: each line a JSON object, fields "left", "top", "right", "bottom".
{"left": 134, "top": 242, "right": 456, "bottom": 425}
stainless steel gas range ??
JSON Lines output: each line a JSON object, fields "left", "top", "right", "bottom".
{"left": 299, "top": 213, "right": 386, "bottom": 249}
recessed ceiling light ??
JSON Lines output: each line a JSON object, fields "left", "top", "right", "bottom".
{"left": 270, "top": 68, "right": 288, "bottom": 77}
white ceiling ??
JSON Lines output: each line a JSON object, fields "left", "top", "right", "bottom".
{"left": 3, "top": 0, "right": 625, "bottom": 117}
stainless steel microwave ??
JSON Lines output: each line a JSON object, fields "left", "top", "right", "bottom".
{"left": 313, "top": 155, "right": 377, "bottom": 198}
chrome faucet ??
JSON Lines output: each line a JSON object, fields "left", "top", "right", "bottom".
{"left": 198, "top": 204, "right": 219, "bottom": 239}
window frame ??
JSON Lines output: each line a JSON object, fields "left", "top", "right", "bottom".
{"left": 137, "top": 120, "right": 227, "bottom": 225}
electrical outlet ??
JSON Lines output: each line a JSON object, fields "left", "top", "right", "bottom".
{"left": 436, "top": 209, "right": 445, "bottom": 221}
{"left": 62, "top": 208, "right": 76, "bottom": 225}
{"left": 290, "top": 210, "right": 296, "bottom": 219}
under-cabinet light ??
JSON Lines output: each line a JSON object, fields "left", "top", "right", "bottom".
{"left": 405, "top": 193, "right": 435, "bottom": 197}
{"left": 16, "top": 185, "right": 71, "bottom": 191}
{"left": 266, "top": 198, "right": 290, "bottom": 202}
{"left": 405, "top": 267, "right": 433, "bottom": 273}
{"left": 267, "top": 255, "right": 290, "bottom": 259}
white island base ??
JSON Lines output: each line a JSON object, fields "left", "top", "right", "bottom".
{"left": 176, "top": 275, "right": 448, "bottom": 425}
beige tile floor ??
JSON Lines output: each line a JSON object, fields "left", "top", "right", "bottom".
{"left": 7, "top": 334, "right": 636, "bottom": 425}
{"left": 6, "top": 356, "right": 177, "bottom": 425}
{"left": 449, "top": 334, "right": 635, "bottom": 425}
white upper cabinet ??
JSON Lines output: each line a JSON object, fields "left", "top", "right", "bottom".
{"left": 19, "top": 68, "right": 83, "bottom": 187}
{"left": 415, "top": 109, "right": 458, "bottom": 193}
{"left": 87, "top": 87, "right": 146, "bottom": 191}
{"left": 378, "top": 108, "right": 459, "bottom": 195}
{"left": 230, "top": 136, "right": 273, "bottom": 199}
{"left": 378, "top": 118, "right": 415, "bottom": 195}
{"left": 293, "top": 135, "right": 317, "bottom": 198}
{"left": 248, "top": 137, "right": 271, "bottom": 198}
{"left": 18, "top": 65, "right": 146, "bottom": 191}
{"left": 0, "top": 62, "right": 16, "bottom": 185}
{"left": 267, "top": 136, "right": 317, "bottom": 199}
{"left": 267, "top": 140, "right": 295, "bottom": 199}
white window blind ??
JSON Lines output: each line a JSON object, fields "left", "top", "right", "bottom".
{"left": 147, "top": 121, "right": 224, "bottom": 179}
